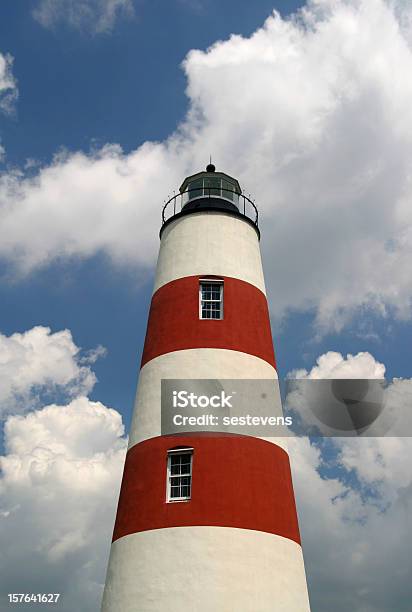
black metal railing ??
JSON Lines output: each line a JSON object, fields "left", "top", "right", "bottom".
{"left": 161, "top": 187, "right": 259, "bottom": 228}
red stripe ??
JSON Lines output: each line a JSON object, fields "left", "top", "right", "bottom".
{"left": 141, "top": 276, "right": 276, "bottom": 368}
{"left": 112, "top": 434, "right": 301, "bottom": 545}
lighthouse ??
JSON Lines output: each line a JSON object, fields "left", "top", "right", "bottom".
{"left": 101, "top": 165, "right": 311, "bottom": 611}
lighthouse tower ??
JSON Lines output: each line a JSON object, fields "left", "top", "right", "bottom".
{"left": 101, "top": 165, "right": 311, "bottom": 611}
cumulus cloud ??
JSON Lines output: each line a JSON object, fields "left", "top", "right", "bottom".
{"left": 2, "top": 0, "right": 412, "bottom": 332}
{"left": 0, "top": 326, "right": 101, "bottom": 417}
{"left": 290, "top": 435, "right": 412, "bottom": 612}
{"left": 287, "top": 350, "right": 412, "bottom": 611}
{"left": 0, "top": 325, "right": 123, "bottom": 611}
{"left": 0, "top": 144, "right": 176, "bottom": 273}
{"left": 290, "top": 350, "right": 386, "bottom": 379}
{"left": 180, "top": 0, "right": 412, "bottom": 331}
{"left": 0, "top": 339, "right": 410, "bottom": 611}
{"left": 287, "top": 350, "right": 412, "bottom": 436}
{"left": 0, "top": 397, "right": 127, "bottom": 612}
{"left": 0, "top": 52, "right": 17, "bottom": 115}
{"left": 33, "top": 0, "right": 134, "bottom": 34}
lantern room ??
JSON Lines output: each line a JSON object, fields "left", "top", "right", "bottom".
{"left": 180, "top": 163, "right": 241, "bottom": 209}
{"left": 160, "top": 164, "right": 259, "bottom": 238}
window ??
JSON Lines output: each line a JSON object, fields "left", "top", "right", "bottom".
{"left": 204, "top": 176, "right": 220, "bottom": 196}
{"left": 188, "top": 178, "right": 203, "bottom": 200}
{"left": 167, "top": 449, "right": 193, "bottom": 502}
{"left": 187, "top": 177, "right": 239, "bottom": 204}
{"left": 221, "top": 179, "right": 235, "bottom": 201}
{"left": 199, "top": 280, "right": 223, "bottom": 320}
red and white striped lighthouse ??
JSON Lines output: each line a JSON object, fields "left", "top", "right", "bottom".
{"left": 101, "top": 165, "right": 311, "bottom": 611}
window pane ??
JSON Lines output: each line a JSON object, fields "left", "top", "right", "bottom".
{"left": 201, "top": 283, "right": 221, "bottom": 300}
{"left": 201, "top": 304, "right": 221, "bottom": 319}
{"left": 188, "top": 179, "right": 203, "bottom": 200}
{"left": 204, "top": 177, "right": 220, "bottom": 196}
{"left": 222, "top": 179, "right": 234, "bottom": 201}
{"left": 201, "top": 284, "right": 212, "bottom": 298}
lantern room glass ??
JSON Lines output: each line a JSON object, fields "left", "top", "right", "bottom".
{"left": 186, "top": 177, "right": 239, "bottom": 205}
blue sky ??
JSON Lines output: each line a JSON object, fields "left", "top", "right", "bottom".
{"left": 0, "top": 0, "right": 308, "bottom": 430}
{"left": 0, "top": 1, "right": 303, "bottom": 165}
{"left": 1, "top": 1, "right": 412, "bottom": 611}
{"left": 0, "top": 0, "right": 411, "bottom": 428}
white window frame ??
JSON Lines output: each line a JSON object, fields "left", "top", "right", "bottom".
{"left": 166, "top": 448, "right": 193, "bottom": 503}
{"left": 199, "top": 279, "right": 224, "bottom": 320}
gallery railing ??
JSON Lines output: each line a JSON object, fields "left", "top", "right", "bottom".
{"left": 161, "top": 187, "right": 259, "bottom": 229}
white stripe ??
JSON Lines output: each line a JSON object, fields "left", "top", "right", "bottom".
{"left": 102, "top": 527, "right": 311, "bottom": 612}
{"left": 129, "top": 348, "right": 288, "bottom": 452}
{"left": 154, "top": 212, "right": 266, "bottom": 294}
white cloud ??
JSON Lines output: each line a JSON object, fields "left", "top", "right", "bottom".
{"left": 0, "top": 52, "right": 17, "bottom": 115}
{"left": 33, "top": 0, "right": 135, "bottom": 34}
{"left": 0, "top": 337, "right": 410, "bottom": 611}
{"left": 3, "top": 0, "right": 412, "bottom": 332}
{"left": 0, "top": 325, "right": 123, "bottom": 611}
{"left": 286, "top": 349, "right": 412, "bottom": 611}
{"left": 0, "top": 396, "right": 127, "bottom": 612}
{"left": 290, "top": 350, "right": 386, "bottom": 379}
{"left": 287, "top": 350, "right": 412, "bottom": 436}
{"left": 290, "top": 435, "right": 412, "bottom": 612}
{"left": 0, "top": 143, "right": 178, "bottom": 273}
{"left": 0, "top": 326, "right": 101, "bottom": 416}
